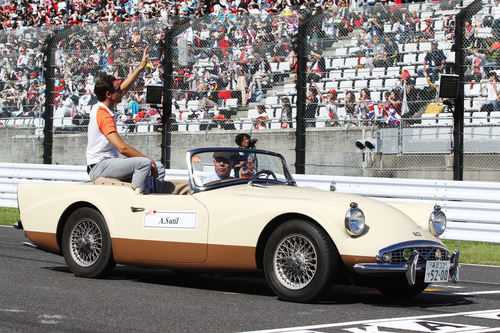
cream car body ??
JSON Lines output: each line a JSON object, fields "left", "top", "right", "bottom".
{"left": 16, "top": 148, "right": 459, "bottom": 302}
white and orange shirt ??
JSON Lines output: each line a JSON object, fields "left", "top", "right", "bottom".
{"left": 86, "top": 102, "right": 119, "bottom": 165}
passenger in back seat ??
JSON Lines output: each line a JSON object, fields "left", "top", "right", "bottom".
{"left": 86, "top": 46, "right": 165, "bottom": 194}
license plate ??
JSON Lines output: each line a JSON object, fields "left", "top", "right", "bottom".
{"left": 424, "top": 260, "right": 450, "bottom": 283}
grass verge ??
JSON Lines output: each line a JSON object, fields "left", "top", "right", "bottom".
{"left": 442, "top": 239, "right": 500, "bottom": 266}
{"left": 1, "top": 207, "right": 498, "bottom": 266}
{"left": 0, "top": 207, "right": 20, "bottom": 227}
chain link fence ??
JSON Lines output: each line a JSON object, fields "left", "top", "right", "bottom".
{"left": 1, "top": 1, "right": 499, "bottom": 181}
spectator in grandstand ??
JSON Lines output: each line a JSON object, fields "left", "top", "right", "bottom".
{"left": 480, "top": 72, "right": 500, "bottom": 112}
{"left": 127, "top": 95, "right": 140, "bottom": 117}
{"left": 384, "top": 35, "right": 399, "bottom": 66}
{"left": 280, "top": 96, "right": 293, "bottom": 129}
{"left": 445, "top": 19, "right": 456, "bottom": 40}
{"left": 307, "top": 50, "right": 326, "bottom": 83}
{"left": 420, "top": 19, "right": 434, "bottom": 41}
{"left": 305, "top": 87, "right": 319, "bottom": 128}
{"left": 236, "top": 67, "right": 248, "bottom": 106}
{"left": 483, "top": 37, "right": 500, "bottom": 75}
{"left": 313, "top": 82, "right": 339, "bottom": 126}
{"left": 377, "top": 91, "right": 391, "bottom": 125}
{"left": 354, "top": 29, "right": 372, "bottom": 57}
{"left": 401, "top": 12, "right": 419, "bottom": 43}
{"left": 418, "top": 41, "right": 447, "bottom": 83}
{"left": 253, "top": 105, "right": 269, "bottom": 129}
{"left": 86, "top": 46, "right": 165, "bottom": 194}
{"left": 388, "top": 89, "right": 403, "bottom": 116}
{"left": 465, "top": 20, "right": 477, "bottom": 48}
{"left": 466, "top": 51, "right": 487, "bottom": 84}
{"left": 341, "top": 90, "right": 357, "bottom": 121}
{"left": 355, "top": 88, "right": 375, "bottom": 124}
{"left": 272, "top": 36, "right": 290, "bottom": 64}
{"left": 249, "top": 54, "right": 271, "bottom": 94}
{"left": 366, "top": 15, "right": 384, "bottom": 42}
{"left": 365, "top": 35, "right": 387, "bottom": 68}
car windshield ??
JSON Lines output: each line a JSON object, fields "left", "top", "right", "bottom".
{"left": 188, "top": 148, "right": 295, "bottom": 191}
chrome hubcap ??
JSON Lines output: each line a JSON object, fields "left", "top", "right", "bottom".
{"left": 273, "top": 234, "right": 317, "bottom": 290}
{"left": 70, "top": 219, "right": 102, "bottom": 267}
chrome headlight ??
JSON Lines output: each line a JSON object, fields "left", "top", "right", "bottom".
{"left": 429, "top": 205, "right": 447, "bottom": 236}
{"left": 345, "top": 202, "right": 366, "bottom": 237}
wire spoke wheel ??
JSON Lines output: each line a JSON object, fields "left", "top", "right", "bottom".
{"left": 62, "top": 207, "right": 115, "bottom": 278}
{"left": 264, "top": 219, "right": 338, "bottom": 302}
{"left": 274, "top": 233, "right": 318, "bottom": 290}
{"left": 70, "top": 219, "right": 103, "bottom": 267}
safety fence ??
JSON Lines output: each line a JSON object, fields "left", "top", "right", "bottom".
{"left": 1, "top": 0, "right": 500, "bottom": 181}
{"left": 1, "top": 162, "right": 499, "bottom": 243}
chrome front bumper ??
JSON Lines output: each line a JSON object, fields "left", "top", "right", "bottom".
{"left": 353, "top": 247, "right": 461, "bottom": 286}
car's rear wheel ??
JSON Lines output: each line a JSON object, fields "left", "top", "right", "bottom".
{"left": 376, "top": 278, "right": 429, "bottom": 298}
{"left": 62, "top": 207, "right": 115, "bottom": 277}
{"left": 263, "top": 219, "right": 338, "bottom": 303}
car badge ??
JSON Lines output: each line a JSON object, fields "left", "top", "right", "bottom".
{"left": 413, "top": 231, "right": 422, "bottom": 237}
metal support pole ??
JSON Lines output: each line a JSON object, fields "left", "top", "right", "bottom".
{"left": 161, "top": 35, "right": 174, "bottom": 169}
{"left": 161, "top": 19, "right": 190, "bottom": 169}
{"left": 42, "top": 32, "right": 57, "bottom": 164}
{"left": 295, "top": 23, "right": 308, "bottom": 175}
{"left": 294, "top": 12, "right": 325, "bottom": 174}
{"left": 453, "top": 0, "right": 482, "bottom": 180}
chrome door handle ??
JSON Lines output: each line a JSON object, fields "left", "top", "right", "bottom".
{"left": 130, "top": 206, "right": 145, "bottom": 212}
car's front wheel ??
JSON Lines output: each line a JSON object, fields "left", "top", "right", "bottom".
{"left": 263, "top": 219, "right": 338, "bottom": 302}
{"left": 62, "top": 207, "right": 115, "bottom": 277}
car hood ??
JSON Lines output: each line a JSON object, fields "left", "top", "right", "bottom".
{"left": 194, "top": 183, "right": 442, "bottom": 257}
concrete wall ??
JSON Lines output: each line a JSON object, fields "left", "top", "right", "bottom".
{"left": 1, "top": 125, "right": 499, "bottom": 181}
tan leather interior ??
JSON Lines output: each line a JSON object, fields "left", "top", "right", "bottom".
{"left": 162, "top": 180, "right": 190, "bottom": 195}
{"left": 90, "top": 177, "right": 190, "bottom": 195}
{"left": 92, "top": 177, "right": 139, "bottom": 191}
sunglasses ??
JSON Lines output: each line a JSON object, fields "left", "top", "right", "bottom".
{"left": 215, "top": 157, "right": 230, "bottom": 164}
{"left": 110, "top": 86, "right": 123, "bottom": 94}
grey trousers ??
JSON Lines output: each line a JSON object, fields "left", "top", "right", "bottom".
{"left": 89, "top": 157, "right": 165, "bottom": 194}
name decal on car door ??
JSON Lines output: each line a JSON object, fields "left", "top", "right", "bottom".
{"left": 143, "top": 210, "right": 198, "bottom": 230}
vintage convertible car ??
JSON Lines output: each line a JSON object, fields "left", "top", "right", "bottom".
{"left": 16, "top": 148, "right": 460, "bottom": 302}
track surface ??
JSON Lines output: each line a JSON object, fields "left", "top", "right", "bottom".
{"left": 1, "top": 226, "right": 499, "bottom": 333}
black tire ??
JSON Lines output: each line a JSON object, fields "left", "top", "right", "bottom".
{"left": 263, "top": 219, "right": 338, "bottom": 303}
{"left": 62, "top": 207, "right": 115, "bottom": 278}
{"left": 376, "top": 278, "right": 429, "bottom": 298}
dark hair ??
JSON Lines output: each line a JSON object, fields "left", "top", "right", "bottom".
{"left": 235, "top": 133, "right": 250, "bottom": 146}
{"left": 94, "top": 74, "right": 116, "bottom": 101}
{"left": 361, "top": 88, "right": 371, "bottom": 99}
{"left": 281, "top": 96, "right": 291, "bottom": 105}
{"left": 391, "top": 88, "right": 402, "bottom": 100}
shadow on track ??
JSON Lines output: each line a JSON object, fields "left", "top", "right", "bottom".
{"left": 45, "top": 265, "right": 474, "bottom": 307}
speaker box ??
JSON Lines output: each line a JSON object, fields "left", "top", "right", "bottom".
{"left": 439, "top": 74, "right": 459, "bottom": 99}
{"left": 146, "top": 85, "right": 163, "bottom": 104}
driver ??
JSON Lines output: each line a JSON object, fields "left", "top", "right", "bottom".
{"left": 204, "top": 151, "right": 235, "bottom": 184}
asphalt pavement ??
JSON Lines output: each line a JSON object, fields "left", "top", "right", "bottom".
{"left": 1, "top": 226, "right": 499, "bottom": 333}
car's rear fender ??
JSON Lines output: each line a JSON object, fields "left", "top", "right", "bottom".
{"left": 55, "top": 201, "right": 102, "bottom": 252}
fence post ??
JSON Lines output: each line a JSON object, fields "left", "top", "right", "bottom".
{"left": 42, "top": 31, "right": 57, "bottom": 164}
{"left": 295, "top": 21, "right": 307, "bottom": 175}
{"left": 295, "top": 13, "right": 325, "bottom": 174}
{"left": 161, "top": 19, "right": 190, "bottom": 169}
{"left": 454, "top": 0, "right": 482, "bottom": 181}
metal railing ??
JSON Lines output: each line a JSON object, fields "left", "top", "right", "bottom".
{"left": 1, "top": 162, "right": 499, "bottom": 243}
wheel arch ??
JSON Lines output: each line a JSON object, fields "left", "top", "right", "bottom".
{"left": 56, "top": 201, "right": 102, "bottom": 250}
{"left": 255, "top": 213, "right": 338, "bottom": 270}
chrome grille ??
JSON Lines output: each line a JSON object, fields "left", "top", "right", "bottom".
{"left": 390, "top": 247, "right": 450, "bottom": 266}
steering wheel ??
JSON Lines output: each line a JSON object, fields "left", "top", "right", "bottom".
{"left": 251, "top": 169, "right": 277, "bottom": 181}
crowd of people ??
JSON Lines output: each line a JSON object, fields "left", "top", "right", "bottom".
{"left": 0, "top": 0, "right": 499, "bottom": 131}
